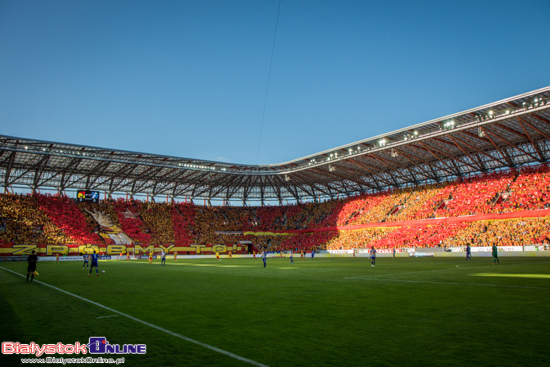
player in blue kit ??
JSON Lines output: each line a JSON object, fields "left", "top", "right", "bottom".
{"left": 82, "top": 253, "right": 89, "bottom": 269}
{"left": 290, "top": 251, "right": 294, "bottom": 264}
{"left": 466, "top": 244, "right": 472, "bottom": 260}
{"left": 89, "top": 251, "right": 99, "bottom": 276}
{"left": 370, "top": 246, "right": 376, "bottom": 267}
{"left": 262, "top": 251, "right": 267, "bottom": 268}
{"left": 161, "top": 250, "right": 166, "bottom": 266}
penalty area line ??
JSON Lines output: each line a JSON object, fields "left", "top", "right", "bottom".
{"left": 0, "top": 266, "right": 270, "bottom": 367}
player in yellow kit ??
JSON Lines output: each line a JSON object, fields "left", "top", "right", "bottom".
{"left": 149, "top": 251, "right": 153, "bottom": 264}
{"left": 216, "top": 251, "right": 220, "bottom": 261}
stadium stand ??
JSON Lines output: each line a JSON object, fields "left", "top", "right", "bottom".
{"left": 35, "top": 194, "right": 101, "bottom": 244}
{"left": 496, "top": 164, "right": 550, "bottom": 212}
{"left": 111, "top": 199, "right": 151, "bottom": 245}
{"left": 172, "top": 203, "right": 196, "bottom": 246}
{"left": 2, "top": 165, "right": 550, "bottom": 253}
{"left": 0, "top": 193, "right": 71, "bottom": 245}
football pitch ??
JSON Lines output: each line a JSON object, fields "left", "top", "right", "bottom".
{"left": 1, "top": 256, "right": 549, "bottom": 367}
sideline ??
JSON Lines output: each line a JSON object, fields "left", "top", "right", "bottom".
{"left": 0, "top": 266, "right": 270, "bottom": 367}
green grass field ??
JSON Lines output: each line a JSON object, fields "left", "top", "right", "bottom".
{"left": 1, "top": 256, "right": 549, "bottom": 367}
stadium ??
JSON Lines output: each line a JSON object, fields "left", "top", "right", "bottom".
{"left": 1, "top": 87, "right": 550, "bottom": 366}
{"left": 2, "top": 1, "right": 550, "bottom": 366}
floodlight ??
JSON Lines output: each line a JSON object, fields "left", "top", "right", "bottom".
{"left": 478, "top": 127, "right": 486, "bottom": 137}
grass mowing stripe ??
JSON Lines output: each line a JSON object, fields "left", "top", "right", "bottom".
{"left": 344, "top": 276, "right": 550, "bottom": 289}
{"left": 0, "top": 266, "right": 270, "bottom": 367}
{"left": 349, "top": 261, "right": 550, "bottom": 278}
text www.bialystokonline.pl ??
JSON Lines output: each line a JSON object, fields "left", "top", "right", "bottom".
{"left": 20, "top": 357, "right": 125, "bottom": 364}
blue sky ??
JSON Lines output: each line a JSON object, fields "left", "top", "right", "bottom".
{"left": 1, "top": 0, "right": 549, "bottom": 165}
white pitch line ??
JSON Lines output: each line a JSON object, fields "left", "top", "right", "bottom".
{"left": 0, "top": 266, "right": 269, "bottom": 367}
{"left": 344, "top": 276, "right": 549, "bottom": 290}
{"left": 96, "top": 315, "right": 118, "bottom": 319}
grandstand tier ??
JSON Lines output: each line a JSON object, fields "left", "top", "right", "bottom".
{"left": 1, "top": 165, "right": 550, "bottom": 256}
{"left": 2, "top": 87, "right": 550, "bottom": 256}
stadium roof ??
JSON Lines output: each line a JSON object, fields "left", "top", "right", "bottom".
{"left": 2, "top": 86, "right": 550, "bottom": 205}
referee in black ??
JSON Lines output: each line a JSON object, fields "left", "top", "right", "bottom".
{"left": 26, "top": 250, "right": 38, "bottom": 283}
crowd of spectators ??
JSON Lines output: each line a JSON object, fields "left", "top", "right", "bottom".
{"left": 390, "top": 183, "right": 447, "bottom": 221}
{"left": 443, "top": 217, "right": 550, "bottom": 248}
{"left": 35, "top": 194, "right": 101, "bottom": 244}
{"left": 333, "top": 192, "right": 391, "bottom": 226}
{"left": 278, "top": 231, "right": 337, "bottom": 252}
{"left": 494, "top": 165, "right": 550, "bottom": 212}
{"left": 172, "top": 203, "right": 196, "bottom": 246}
{"left": 111, "top": 199, "right": 151, "bottom": 244}
{"left": 325, "top": 228, "right": 396, "bottom": 250}
{"left": 139, "top": 202, "right": 175, "bottom": 244}
{"left": 2, "top": 164, "right": 550, "bottom": 251}
{"left": 435, "top": 171, "right": 515, "bottom": 216}
{"left": 0, "top": 193, "right": 69, "bottom": 245}
{"left": 370, "top": 222, "right": 470, "bottom": 248}
{"left": 77, "top": 200, "right": 121, "bottom": 235}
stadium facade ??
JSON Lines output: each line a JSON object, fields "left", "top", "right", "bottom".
{"left": 1, "top": 86, "right": 550, "bottom": 205}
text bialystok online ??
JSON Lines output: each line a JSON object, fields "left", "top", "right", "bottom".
{"left": 2, "top": 337, "right": 146, "bottom": 357}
